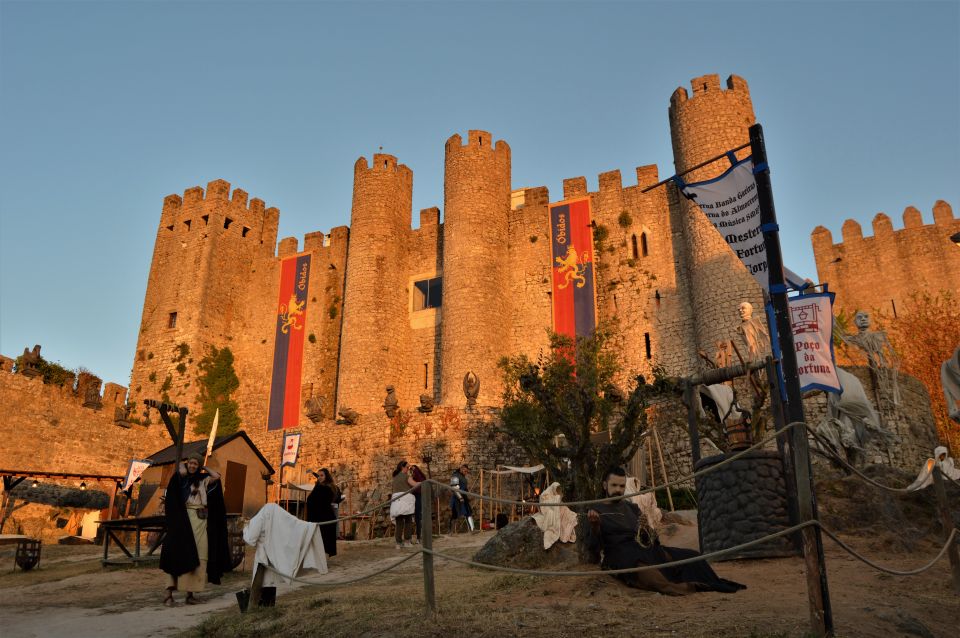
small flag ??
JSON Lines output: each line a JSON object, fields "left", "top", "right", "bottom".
{"left": 281, "top": 432, "right": 301, "bottom": 467}
{"left": 205, "top": 408, "right": 219, "bottom": 462}
{"left": 122, "top": 460, "right": 152, "bottom": 491}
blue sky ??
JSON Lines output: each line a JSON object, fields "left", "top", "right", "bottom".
{"left": 1, "top": 1, "right": 957, "bottom": 386}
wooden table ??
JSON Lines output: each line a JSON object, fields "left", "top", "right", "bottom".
{"left": 98, "top": 515, "right": 166, "bottom": 565}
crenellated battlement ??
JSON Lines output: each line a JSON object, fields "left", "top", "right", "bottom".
{"left": 670, "top": 73, "right": 751, "bottom": 108}
{"left": 559, "top": 164, "right": 663, "bottom": 201}
{"left": 445, "top": 130, "right": 510, "bottom": 158}
{"left": 813, "top": 201, "right": 957, "bottom": 248}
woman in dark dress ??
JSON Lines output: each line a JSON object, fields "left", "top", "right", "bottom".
{"left": 306, "top": 468, "right": 338, "bottom": 557}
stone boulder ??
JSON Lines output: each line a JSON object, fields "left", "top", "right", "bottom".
{"left": 473, "top": 517, "right": 581, "bottom": 569}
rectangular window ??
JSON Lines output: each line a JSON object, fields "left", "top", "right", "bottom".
{"left": 413, "top": 277, "right": 442, "bottom": 311}
{"left": 644, "top": 332, "right": 652, "bottom": 359}
{"left": 168, "top": 312, "right": 178, "bottom": 329}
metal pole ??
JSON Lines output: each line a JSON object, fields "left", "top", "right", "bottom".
{"left": 751, "top": 123, "right": 833, "bottom": 636}
{"left": 421, "top": 480, "right": 437, "bottom": 616}
{"left": 932, "top": 466, "right": 960, "bottom": 591}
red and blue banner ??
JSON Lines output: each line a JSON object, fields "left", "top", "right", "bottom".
{"left": 549, "top": 197, "right": 597, "bottom": 338}
{"left": 267, "top": 253, "right": 311, "bottom": 431}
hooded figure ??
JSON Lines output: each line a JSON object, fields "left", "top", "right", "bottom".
{"left": 159, "top": 452, "right": 230, "bottom": 606}
{"left": 907, "top": 446, "right": 960, "bottom": 491}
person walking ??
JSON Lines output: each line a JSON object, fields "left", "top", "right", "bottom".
{"left": 389, "top": 461, "right": 418, "bottom": 549}
{"left": 409, "top": 463, "right": 427, "bottom": 543}
{"left": 449, "top": 464, "right": 476, "bottom": 534}
{"left": 306, "top": 468, "right": 338, "bottom": 558}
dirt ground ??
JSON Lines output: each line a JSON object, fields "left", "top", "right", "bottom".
{"left": 0, "top": 518, "right": 956, "bottom": 638}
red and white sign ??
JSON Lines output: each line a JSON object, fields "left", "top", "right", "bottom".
{"left": 281, "top": 432, "right": 301, "bottom": 467}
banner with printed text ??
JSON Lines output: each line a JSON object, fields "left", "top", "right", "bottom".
{"left": 267, "top": 253, "right": 311, "bottom": 430}
{"left": 766, "top": 291, "right": 842, "bottom": 396}
{"left": 549, "top": 197, "right": 597, "bottom": 338}
{"left": 281, "top": 432, "right": 301, "bottom": 467}
{"left": 678, "top": 155, "right": 807, "bottom": 292}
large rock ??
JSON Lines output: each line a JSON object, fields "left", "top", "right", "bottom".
{"left": 473, "top": 517, "right": 580, "bottom": 569}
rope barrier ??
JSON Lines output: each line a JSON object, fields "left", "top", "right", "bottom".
{"left": 421, "top": 522, "right": 817, "bottom": 577}
{"left": 423, "top": 421, "right": 804, "bottom": 508}
{"left": 256, "top": 549, "right": 423, "bottom": 586}
{"left": 819, "top": 527, "right": 959, "bottom": 576}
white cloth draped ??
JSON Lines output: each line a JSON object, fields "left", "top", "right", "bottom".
{"left": 530, "top": 482, "right": 577, "bottom": 549}
{"left": 908, "top": 446, "right": 960, "bottom": 491}
{"left": 389, "top": 493, "right": 415, "bottom": 520}
{"left": 626, "top": 476, "right": 663, "bottom": 532}
{"left": 243, "top": 503, "right": 328, "bottom": 588}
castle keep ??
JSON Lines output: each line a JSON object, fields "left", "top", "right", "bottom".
{"left": 128, "top": 74, "right": 769, "bottom": 435}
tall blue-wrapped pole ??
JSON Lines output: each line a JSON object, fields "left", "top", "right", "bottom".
{"left": 750, "top": 123, "right": 833, "bottom": 636}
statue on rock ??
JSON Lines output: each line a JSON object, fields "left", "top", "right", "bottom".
{"left": 815, "top": 368, "right": 894, "bottom": 467}
{"left": 845, "top": 310, "right": 901, "bottom": 407}
{"left": 462, "top": 372, "right": 480, "bottom": 407}
{"left": 941, "top": 345, "right": 960, "bottom": 424}
{"left": 383, "top": 385, "right": 399, "bottom": 418}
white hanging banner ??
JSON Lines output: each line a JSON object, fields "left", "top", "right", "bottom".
{"left": 679, "top": 155, "right": 808, "bottom": 292}
{"left": 122, "top": 459, "right": 152, "bottom": 491}
{"left": 281, "top": 432, "right": 301, "bottom": 467}
{"left": 789, "top": 292, "right": 841, "bottom": 394}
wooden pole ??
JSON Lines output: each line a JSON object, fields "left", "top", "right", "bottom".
{"left": 249, "top": 562, "right": 266, "bottom": 609}
{"left": 685, "top": 383, "right": 702, "bottom": 466}
{"left": 646, "top": 438, "right": 656, "bottom": 491}
{"left": 751, "top": 123, "right": 832, "bottom": 636}
{"left": 421, "top": 479, "right": 437, "bottom": 616}
{"left": 653, "top": 426, "right": 674, "bottom": 511}
{"left": 479, "top": 469, "right": 484, "bottom": 532}
{"left": 932, "top": 465, "right": 960, "bottom": 591}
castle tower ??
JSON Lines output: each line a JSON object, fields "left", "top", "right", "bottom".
{"left": 129, "top": 180, "right": 279, "bottom": 416}
{"left": 668, "top": 74, "right": 764, "bottom": 359}
{"left": 336, "top": 154, "right": 413, "bottom": 414}
{"left": 440, "top": 131, "right": 512, "bottom": 406}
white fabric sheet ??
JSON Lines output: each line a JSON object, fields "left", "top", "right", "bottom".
{"left": 530, "top": 482, "right": 577, "bottom": 549}
{"left": 389, "top": 492, "right": 415, "bottom": 520}
{"left": 243, "top": 503, "right": 328, "bottom": 588}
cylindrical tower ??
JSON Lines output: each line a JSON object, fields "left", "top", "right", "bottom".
{"left": 336, "top": 154, "right": 413, "bottom": 414}
{"left": 668, "top": 74, "right": 764, "bottom": 359}
{"left": 440, "top": 131, "right": 511, "bottom": 406}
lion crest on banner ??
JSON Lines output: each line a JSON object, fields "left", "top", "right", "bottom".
{"left": 555, "top": 244, "right": 591, "bottom": 289}
{"left": 278, "top": 294, "right": 305, "bottom": 333}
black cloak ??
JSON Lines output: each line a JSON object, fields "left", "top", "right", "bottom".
{"left": 159, "top": 471, "right": 231, "bottom": 584}
{"left": 306, "top": 482, "right": 337, "bottom": 557}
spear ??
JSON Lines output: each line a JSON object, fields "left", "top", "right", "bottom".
{"left": 204, "top": 408, "right": 220, "bottom": 464}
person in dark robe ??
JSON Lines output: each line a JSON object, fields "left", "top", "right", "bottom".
{"left": 409, "top": 464, "right": 427, "bottom": 543}
{"left": 306, "top": 468, "right": 337, "bottom": 557}
{"left": 587, "top": 466, "right": 745, "bottom": 596}
{"left": 159, "top": 452, "right": 230, "bottom": 606}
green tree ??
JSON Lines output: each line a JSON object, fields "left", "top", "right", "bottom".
{"left": 498, "top": 327, "right": 665, "bottom": 532}
{"left": 193, "top": 346, "right": 241, "bottom": 436}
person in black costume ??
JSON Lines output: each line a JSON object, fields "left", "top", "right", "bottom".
{"left": 586, "top": 467, "right": 746, "bottom": 596}
{"left": 306, "top": 468, "right": 338, "bottom": 557}
{"left": 159, "top": 452, "right": 230, "bottom": 606}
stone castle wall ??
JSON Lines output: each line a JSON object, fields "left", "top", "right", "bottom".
{"left": 811, "top": 200, "right": 959, "bottom": 317}
{"left": 0, "top": 368, "right": 169, "bottom": 476}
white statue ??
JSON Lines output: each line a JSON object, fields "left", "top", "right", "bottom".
{"left": 942, "top": 345, "right": 960, "bottom": 424}
{"left": 816, "top": 367, "right": 893, "bottom": 467}
{"left": 907, "top": 446, "right": 960, "bottom": 490}
{"left": 845, "top": 310, "right": 901, "bottom": 406}
{"left": 737, "top": 302, "right": 770, "bottom": 361}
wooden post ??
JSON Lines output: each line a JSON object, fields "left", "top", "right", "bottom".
{"left": 652, "top": 427, "right": 674, "bottom": 511}
{"left": 932, "top": 465, "right": 960, "bottom": 591}
{"left": 249, "top": 562, "right": 267, "bottom": 608}
{"left": 646, "top": 438, "right": 656, "bottom": 491}
{"left": 421, "top": 480, "right": 437, "bottom": 616}
{"left": 479, "top": 469, "right": 484, "bottom": 532}
{"left": 107, "top": 481, "right": 119, "bottom": 521}
{"left": 685, "top": 383, "right": 702, "bottom": 466}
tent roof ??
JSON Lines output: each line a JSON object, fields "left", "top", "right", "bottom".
{"left": 146, "top": 430, "right": 275, "bottom": 475}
